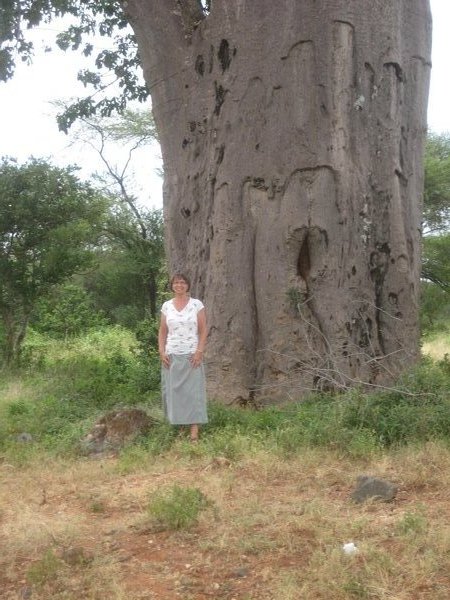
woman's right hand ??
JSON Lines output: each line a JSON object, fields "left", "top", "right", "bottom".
{"left": 160, "top": 353, "right": 170, "bottom": 368}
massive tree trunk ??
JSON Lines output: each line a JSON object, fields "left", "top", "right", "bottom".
{"left": 124, "top": 0, "right": 432, "bottom": 403}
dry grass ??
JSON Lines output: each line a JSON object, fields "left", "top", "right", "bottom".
{"left": 0, "top": 378, "right": 38, "bottom": 405}
{"left": 1, "top": 441, "right": 449, "bottom": 599}
{"left": 422, "top": 334, "right": 450, "bottom": 360}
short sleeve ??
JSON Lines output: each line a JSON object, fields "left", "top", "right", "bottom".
{"left": 161, "top": 300, "right": 169, "bottom": 315}
{"left": 193, "top": 299, "right": 204, "bottom": 313}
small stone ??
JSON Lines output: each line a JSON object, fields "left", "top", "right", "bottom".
{"left": 231, "top": 567, "right": 249, "bottom": 578}
{"left": 16, "top": 433, "right": 33, "bottom": 443}
{"left": 213, "top": 583, "right": 220, "bottom": 590}
{"left": 20, "top": 587, "right": 32, "bottom": 599}
{"left": 342, "top": 542, "right": 358, "bottom": 555}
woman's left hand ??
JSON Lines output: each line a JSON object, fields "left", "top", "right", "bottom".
{"left": 190, "top": 350, "right": 203, "bottom": 368}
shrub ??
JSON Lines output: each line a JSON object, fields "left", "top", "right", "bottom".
{"left": 420, "top": 282, "right": 450, "bottom": 335}
{"left": 147, "top": 485, "right": 213, "bottom": 530}
{"left": 133, "top": 318, "right": 161, "bottom": 392}
{"left": 32, "top": 283, "right": 108, "bottom": 339}
{"left": 341, "top": 360, "right": 450, "bottom": 446}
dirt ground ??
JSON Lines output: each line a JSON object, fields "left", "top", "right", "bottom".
{"left": 1, "top": 444, "right": 450, "bottom": 599}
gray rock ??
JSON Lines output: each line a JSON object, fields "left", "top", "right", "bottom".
{"left": 16, "top": 432, "right": 33, "bottom": 443}
{"left": 231, "top": 567, "right": 249, "bottom": 578}
{"left": 351, "top": 475, "right": 397, "bottom": 503}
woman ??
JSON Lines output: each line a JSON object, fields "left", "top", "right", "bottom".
{"left": 158, "top": 273, "right": 208, "bottom": 441}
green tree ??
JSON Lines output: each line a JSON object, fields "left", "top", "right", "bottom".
{"left": 85, "top": 207, "right": 165, "bottom": 325}
{"left": 420, "top": 281, "right": 450, "bottom": 333}
{"left": 0, "top": 157, "right": 108, "bottom": 365}
{"left": 0, "top": 1, "right": 148, "bottom": 129}
{"left": 422, "top": 234, "right": 450, "bottom": 291}
{"left": 32, "top": 282, "right": 108, "bottom": 338}
{"left": 65, "top": 108, "right": 165, "bottom": 320}
{"left": 420, "top": 132, "right": 450, "bottom": 333}
{"left": 423, "top": 132, "right": 450, "bottom": 235}
{"left": 105, "top": 206, "right": 165, "bottom": 318}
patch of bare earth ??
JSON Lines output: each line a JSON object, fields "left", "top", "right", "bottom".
{"left": 1, "top": 443, "right": 449, "bottom": 599}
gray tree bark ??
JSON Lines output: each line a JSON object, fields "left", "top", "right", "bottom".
{"left": 123, "top": 0, "right": 432, "bottom": 403}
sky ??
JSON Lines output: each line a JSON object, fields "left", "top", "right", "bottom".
{"left": 0, "top": 0, "right": 448, "bottom": 208}
{"left": 0, "top": 18, "right": 164, "bottom": 208}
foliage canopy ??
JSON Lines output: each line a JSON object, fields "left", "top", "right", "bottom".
{"left": 0, "top": 0, "right": 148, "bottom": 130}
{"left": 423, "top": 132, "right": 450, "bottom": 235}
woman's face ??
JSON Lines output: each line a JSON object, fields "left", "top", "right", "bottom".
{"left": 172, "top": 277, "right": 189, "bottom": 293}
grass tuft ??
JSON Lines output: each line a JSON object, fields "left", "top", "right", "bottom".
{"left": 26, "top": 549, "right": 65, "bottom": 586}
{"left": 147, "top": 485, "right": 213, "bottom": 531}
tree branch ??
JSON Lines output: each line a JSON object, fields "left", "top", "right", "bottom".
{"left": 121, "top": 0, "right": 186, "bottom": 70}
{"left": 76, "top": 115, "right": 148, "bottom": 240}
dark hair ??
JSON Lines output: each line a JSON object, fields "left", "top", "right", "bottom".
{"left": 170, "top": 273, "right": 191, "bottom": 291}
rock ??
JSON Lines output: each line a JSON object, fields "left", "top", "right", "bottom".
{"left": 79, "top": 409, "right": 158, "bottom": 455}
{"left": 16, "top": 432, "right": 33, "bottom": 443}
{"left": 20, "top": 587, "right": 32, "bottom": 599}
{"left": 231, "top": 567, "right": 250, "bottom": 578}
{"left": 351, "top": 475, "right": 397, "bottom": 503}
{"left": 342, "top": 542, "right": 358, "bottom": 555}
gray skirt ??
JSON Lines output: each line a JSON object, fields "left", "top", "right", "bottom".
{"left": 161, "top": 354, "right": 208, "bottom": 425}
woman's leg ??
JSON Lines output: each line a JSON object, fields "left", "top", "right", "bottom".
{"left": 190, "top": 423, "right": 199, "bottom": 441}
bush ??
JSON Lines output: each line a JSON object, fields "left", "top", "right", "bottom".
{"left": 147, "top": 485, "right": 213, "bottom": 530}
{"left": 22, "top": 325, "right": 160, "bottom": 400}
{"left": 32, "top": 283, "right": 108, "bottom": 339}
{"left": 420, "top": 281, "right": 450, "bottom": 335}
{"left": 133, "top": 318, "right": 161, "bottom": 391}
{"left": 203, "top": 358, "right": 450, "bottom": 456}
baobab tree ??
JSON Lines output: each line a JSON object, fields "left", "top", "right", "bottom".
{"left": 1, "top": 1, "right": 432, "bottom": 402}
{"left": 123, "top": 0, "right": 432, "bottom": 402}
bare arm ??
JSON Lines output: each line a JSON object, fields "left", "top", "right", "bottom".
{"left": 158, "top": 313, "right": 170, "bottom": 368}
{"left": 197, "top": 308, "right": 207, "bottom": 352}
{"left": 191, "top": 307, "right": 207, "bottom": 368}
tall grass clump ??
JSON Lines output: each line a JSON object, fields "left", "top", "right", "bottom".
{"left": 26, "top": 550, "right": 65, "bottom": 586}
